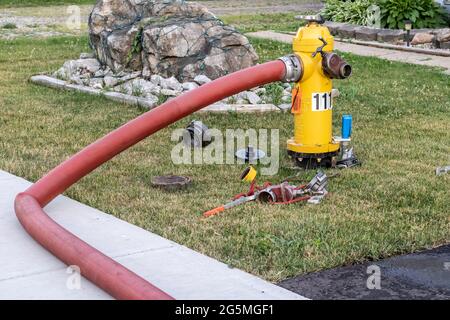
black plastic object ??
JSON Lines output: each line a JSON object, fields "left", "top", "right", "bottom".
{"left": 336, "top": 156, "right": 361, "bottom": 169}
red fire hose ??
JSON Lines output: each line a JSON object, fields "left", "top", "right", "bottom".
{"left": 14, "top": 60, "right": 287, "bottom": 300}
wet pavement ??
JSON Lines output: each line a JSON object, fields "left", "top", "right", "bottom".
{"left": 278, "top": 245, "right": 450, "bottom": 300}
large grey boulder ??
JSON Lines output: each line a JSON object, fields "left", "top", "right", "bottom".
{"left": 89, "top": 0, "right": 259, "bottom": 82}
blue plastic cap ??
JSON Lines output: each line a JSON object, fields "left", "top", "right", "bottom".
{"left": 342, "top": 115, "right": 352, "bottom": 139}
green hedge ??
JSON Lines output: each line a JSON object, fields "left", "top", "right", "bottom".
{"left": 321, "top": 0, "right": 449, "bottom": 29}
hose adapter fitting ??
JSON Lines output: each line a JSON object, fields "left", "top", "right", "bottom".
{"left": 321, "top": 52, "right": 352, "bottom": 79}
{"left": 279, "top": 54, "right": 303, "bottom": 83}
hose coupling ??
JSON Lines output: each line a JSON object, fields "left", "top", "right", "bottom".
{"left": 322, "top": 52, "right": 352, "bottom": 79}
{"left": 279, "top": 54, "right": 303, "bottom": 83}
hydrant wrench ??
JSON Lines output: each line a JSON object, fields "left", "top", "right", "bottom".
{"left": 203, "top": 194, "right": 258, "bottom": 218}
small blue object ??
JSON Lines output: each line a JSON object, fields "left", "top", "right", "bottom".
{"left": 341, "top": 115, "right": 352, "bottom": 139}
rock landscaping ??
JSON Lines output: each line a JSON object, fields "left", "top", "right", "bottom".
{"left": 47, "top": 51, "right": 294, "bottom": 111}
{"left": 325, "top": 21, "right": 450, "bottom": 50}
{"left": 37, "top": 0, "right": 294, "bottom": 112}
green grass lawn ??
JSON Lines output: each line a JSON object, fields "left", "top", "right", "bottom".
{"left": 222, "top": 13, "right": 306, "bottom": 33}
{"left": 0, "top": 35, "right": 449, "bottom": 282}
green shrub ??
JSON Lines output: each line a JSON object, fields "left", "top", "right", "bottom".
{"left": 321, "top": 0, "right": 379, "bottom": 26}
{"left": 323, "top": 0, "right": 449, "bottom": 29}
{"left": 378, "top": 0, "right": 448, "bottom": 29}
{"left": 2, "top": 23, "right": 17, "bottom": 29}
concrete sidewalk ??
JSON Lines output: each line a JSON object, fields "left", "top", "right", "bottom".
{"left": 0, "top": 170, "right": 305, "bottom": 300}
{"left": 247, "top": 31, "right": 450, "bottom": 75}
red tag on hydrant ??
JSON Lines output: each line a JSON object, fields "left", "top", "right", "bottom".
{"left": 291, "top": 87, "right": 302, "bottom": 114}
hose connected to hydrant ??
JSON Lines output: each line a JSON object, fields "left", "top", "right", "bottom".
{"left": 15, "top": 60, "right": 290, "bottom": 300}
{"left": 15, "top": 16, "right": 352, "bottom": 299}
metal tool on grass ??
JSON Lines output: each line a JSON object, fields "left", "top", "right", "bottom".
{"left": 436, "top": 166, "right": 450, "bottom": 176}
{"left": 203, "top": 167, "right": 329, "bottom": 218}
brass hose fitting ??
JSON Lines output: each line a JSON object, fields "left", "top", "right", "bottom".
{"left": 321, "top": 52, "right": 352, "bottom": 79}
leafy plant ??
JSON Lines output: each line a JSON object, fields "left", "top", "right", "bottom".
{"left": 321, "top": 0, "right": 378, "bottom": 26}
{"left": 378, "top": 0, "right": 448, "bottom": 29}
{"left": 131, "top": 83, "right": 144, "bottom": 97}
{"left": 322, "top": 0, "right": 449, "bottom": 29}
{"left": 126, "top": 28, "right": 143, "bottom": 66}
{"left": 264, "top": 83, "right": 284, "bottom": 106}
{"left": 2, "top": 23, "right": 17, "bottom": 29}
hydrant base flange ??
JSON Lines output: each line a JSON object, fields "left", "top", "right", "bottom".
{"left": 288, "top": 150, "right": 339, "bottom": 169}
{"left": 287, "top": 139, "right": 340, "bottom": 155}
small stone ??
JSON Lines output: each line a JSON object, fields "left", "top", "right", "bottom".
{"left": 130, "top": 78, "right": 160, "bottom": 96}
{"left": 113, "top": 84, "right": 129, "bottom": 95}
{"left": 54, "top": 67, "right": 69, "bottom": 80}
{"left": 89, "top": 78, "right": 104, "bottom": 89}
{"left": 278, "top": 104, "right": 291, "bottom": 111}
{"left": 161, "top": 88, "right": 181, "bottom": 97}
{"left": 150, "top": 74, "right": 163, "bottom": 85}
{"left": 331, "top": 89, "right": 340, "bottom": 99}
{"left": 119, "top": 71, "right": 141, "bottom": 82}
{"left": 80, "top": 52, "right": 95, "bottom": 59}
{"left": 94, "top": 70, "right": 105, "bottom": 78}
{"left": 411, "top": 32, "right": 435, "bottom": 45}
{"left": 194, "top": 75, "right": 212, "bottom": 85}
{"left": 282, "top": 95, "right": 292, "bottom": 103}
{"left": 76, "top": 58, "right": 101, "bottom": 75}
{"left": 283, "top": 88, "right": 292, "bottom": 95}
{"left": 160, "top": 76, "right": 182, "bottom": 91}
{"left": 436, "top": 29, "right": 450, "bottom": 43}
{"left": 182, "top": 82, "right": 199, "bottom": 91}
{"left": 254, "top": 87, "right": 266, "bottom": 96}
{"left": 235, "top": 98, "right": 247, "bottom": 105}
{"left": 245, "top": 91, "right": 262, "bottom": 104}
{"left": 235, "top": 91, "right": 248, "bottom": 100}
{"left": 149, "top": 86, "right": 161, "bottom": 96}
{"left": 142, "top": 94, "right": 159, "bottom": 106}
{"left": 282, "top": 83, "right": 291, "bottom": 89}
{"left": 69, "top": 76, "right": 85, "bottom": 86}
{"left": 103, "top": 76, "right": 119, "bottom": 88}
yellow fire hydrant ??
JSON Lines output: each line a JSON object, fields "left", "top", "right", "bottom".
{"left": 280, "top": 15, "right": 352, "bottom": 168}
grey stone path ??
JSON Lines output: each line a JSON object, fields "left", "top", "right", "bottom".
{"left": 0, "top": 170, "right": 305, "bottom": 300}
{"left": 247, "top": 31, "right": 450, "bottom": 75}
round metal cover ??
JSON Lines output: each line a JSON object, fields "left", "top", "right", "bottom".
{"left": 151, "top": 175, "right": 192, "bottom": 191}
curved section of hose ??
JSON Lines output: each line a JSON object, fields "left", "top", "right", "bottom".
{"left": 14, "top": 60, "right": 287, "bottom": 300}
